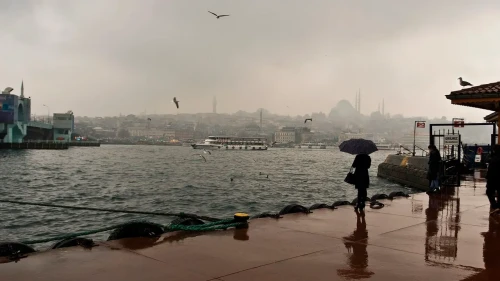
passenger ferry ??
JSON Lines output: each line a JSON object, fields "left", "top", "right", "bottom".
{"left": 296, "top": 142, "right": 327, "bottom": 149}
{"left": 191, "top": 136, "right": 268, "bottom": 150}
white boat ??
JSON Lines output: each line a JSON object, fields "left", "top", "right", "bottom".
{"left": 191, "top": 136, "right": 268, "bottom": 151}
{"left": 296, "top": 142, "right": 327, "bottom": 149}
{"left": 375, "top": 143, "right": 395, "bottom": 150}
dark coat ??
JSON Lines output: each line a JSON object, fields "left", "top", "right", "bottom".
{"left": 352, "top": 154, "right": 371, "bottom": 189}
{"left": 486, "top": 153, "right": 500, "bottom": 187}
{"left": 427, "top": 149, "right": 441, "bottom": 180}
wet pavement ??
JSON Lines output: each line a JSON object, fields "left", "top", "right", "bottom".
{"left": 2, "top": 174, "right": 499, "bottom": 281}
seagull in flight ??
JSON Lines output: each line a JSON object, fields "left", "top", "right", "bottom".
{"left": 304, "top": 118, "right": 312, "bottom": 123}
{"left": 194, "top": 154, "right": 207, "bottom": 162}
{"left": 208, "top": 11, "right": 230, "bottom": 19}
{"left": 458, "top": 77, "right": 473, "bottom": 88}
{"left": 203, "top": 149, "right": 211, "bottom": 155}
{"left": 173, "top": 97, "right": 180, "bottom": 109}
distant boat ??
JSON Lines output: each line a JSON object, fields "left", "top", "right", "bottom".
{"left": 191, "top": 136, "right": 268, "bottom": 151}
{"left": 296, "top": 142, "right": 326, "bottom": 149}
{"left": 375, "top": 143, "right": 396, "bottom": 150}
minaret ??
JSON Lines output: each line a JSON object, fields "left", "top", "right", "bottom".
{"left": 382, "top": 99, "right": 385, "bottom": 116}
{"left": 358, "top": 89, "right": 361, "bottom": 113}
{"left": 354, "top": 92, "right": 358, "bottom": 112}
{"left": 378, "top": 103, "right": 380, "bottom": 113}
{"left": 213, "top": 96, "right": 217, "bottom": 114}
{"left": 20, "top": 80, "right": 24, "bottom": 98}
{"left": 260, "top": 109, "right": 263, "bottom": 132}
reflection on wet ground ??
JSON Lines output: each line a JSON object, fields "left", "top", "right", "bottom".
{"left": 337, "top": 210, "right": 374, "bottom": 279}
{"left": 2, "top": 171, "right": 500, "bottom": 280}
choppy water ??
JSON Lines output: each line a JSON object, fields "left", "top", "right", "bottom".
{"left": 0, "top": 145, "right": 416, "bottom": 248}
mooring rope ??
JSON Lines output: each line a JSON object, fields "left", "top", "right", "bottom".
{"left": 2, "top": 192, "right": 409, "bottom": 247}
{"left": 20, "top": 219, "right": 245, "bottom": 245}
{"left": 0, "top": 199, "right": 220, "bottom": 222}
{"left": 20, "top": 221, "right": 158, "bottom": 245}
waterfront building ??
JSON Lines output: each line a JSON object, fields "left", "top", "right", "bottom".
{"left": 274, "top": 126, "right": 296, "bottom": 143}
{"left": 274, "top": 126, "right": 313, "bottom": 144}
{"left": 53, "top": 111, "right": 74, "bottom": 141}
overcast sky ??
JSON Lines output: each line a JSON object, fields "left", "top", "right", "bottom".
{"left": 1, "top": 0, "right": 500, "bottom": 121}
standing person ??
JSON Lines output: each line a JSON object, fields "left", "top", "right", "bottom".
{"left": 352, "top": 153, "right": 371, "bottom": 211}
{"left": 427, "top": 144, "right": 442, "bottom": 193}
{"left": 486, "top": 145, "right": 500, "bottom": 212}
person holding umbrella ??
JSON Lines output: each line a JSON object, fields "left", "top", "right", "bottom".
{"left": 340, "top": 139, "right": 378, "bottom": 212}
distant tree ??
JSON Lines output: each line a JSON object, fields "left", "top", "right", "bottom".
{"left": 117, "top": 128, "right": 130, "bottom": 138}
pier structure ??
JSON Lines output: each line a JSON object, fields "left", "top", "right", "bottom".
{"left": 446, "top": 81, "right": 500, "bottom": 144}
{"left": 1, "top": 177, "right": 497, "bottom": 280}
{"left": 0, "top": 82, "right": 99, "bottom": 148}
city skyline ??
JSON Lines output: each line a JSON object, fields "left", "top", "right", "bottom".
{"left": 2, "top": 1, "right": 500, "bottom": 122}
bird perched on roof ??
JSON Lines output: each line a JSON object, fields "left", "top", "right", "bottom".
{"left": 173, "top": 97, "right": 180, "bottom": 109}
{"left": 458, "top": 77, "right": 473, "bottom": 88}
{"left": 304, "top": 118, "right": 312, "bottom": 123}
{"left": 208, "top": 11, "right": 229, "bottom": 19}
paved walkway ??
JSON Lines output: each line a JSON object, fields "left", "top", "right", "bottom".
{"left": 2, "top": 176, "right": 498, "bottom": 281}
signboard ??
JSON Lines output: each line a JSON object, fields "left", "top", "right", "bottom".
{"left": 444, "top": 135, "right": 459, "bottom": 146}
{"left": 477, "top": 147, "right": 483, "bottom": 155}
{"left": 453, "top": 118, "right": 464, "bottom": 128}
{"left": 416, "top": 122, "right": 425, "bottom": 128}
{"left": 475, "top": 155, "right": 481, "bottom": 163}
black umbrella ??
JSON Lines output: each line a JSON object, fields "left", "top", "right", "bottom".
{"left": 339, "top": 139, "right": 378, "bottom": 155}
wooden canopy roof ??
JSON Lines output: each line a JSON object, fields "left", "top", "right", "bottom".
{"left": 446, "top": 81, "right": 500, "bottom": 111}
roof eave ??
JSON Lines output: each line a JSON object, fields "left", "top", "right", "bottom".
{"left": 448, "top": 101, "right": 496, "bottom": 111}
{"left": 446, "top": 93, "right": 500, "bottom": 100}
{"left": 484, "top": 112, "right": 499, "bottom": 122}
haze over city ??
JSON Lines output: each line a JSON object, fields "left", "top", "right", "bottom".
{"left": 2, "top": 0, "right": 500, "bottom": 121}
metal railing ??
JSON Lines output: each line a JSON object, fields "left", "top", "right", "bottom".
{"left": 397, "top": 144, "right": 427, "bottom": 156}
{"left": 27, "top": 121, "right": 53, "bottom": 129}
{"left": 415, "top": 145, "right": 428, "bottom": 156}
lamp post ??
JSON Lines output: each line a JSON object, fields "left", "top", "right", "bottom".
{"left": 43, "top": 104, "right": 50, "bottom": 123}
{"left": 413, "top": 120, "right": 426, "bottom": 156}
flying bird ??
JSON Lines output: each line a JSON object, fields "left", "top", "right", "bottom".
{"left": 208, "top": 11, "right": 229, "bottom": 19}
{"left": 194, "top": 154, "right": 207, "bottom": 162}
{"left": 458, "top": 77, "right": 473, "bottom": 87}
{"left": 304, "top": 118, "right": 312, "bottom": 123}
{"left": 173, "top": 97, "right": 180, "bottom": 109}
{"left": 203, "top": 149, "right": 211, "bottom": 155}
{"left": 147, "top": 118, "right": 151, "bottom": 121}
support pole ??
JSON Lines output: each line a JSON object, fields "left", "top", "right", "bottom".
{"left": 413, "top": 121, "right": 416, "bottom": 156}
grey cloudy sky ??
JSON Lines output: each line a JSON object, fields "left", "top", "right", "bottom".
{"left": 1, "top": 0, "right": 500, "bottom": 121}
